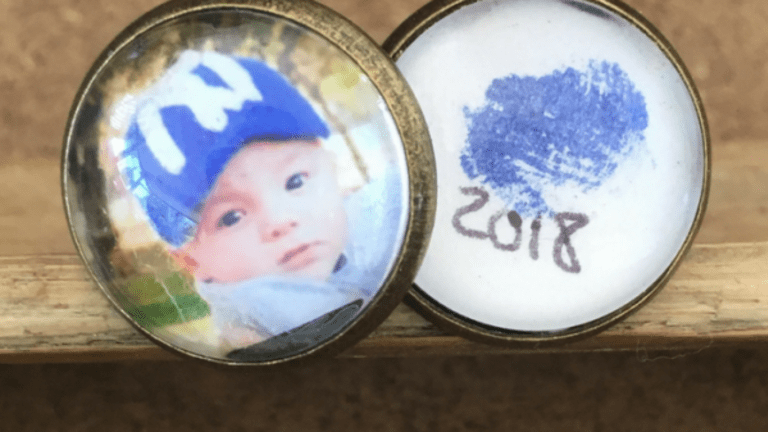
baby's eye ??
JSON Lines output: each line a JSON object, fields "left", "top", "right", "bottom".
{"left": 217, "top": 210, "right": 244, "bottom": 228}
{"left": 285, "top": 172, "right": 308, "bottom": 191}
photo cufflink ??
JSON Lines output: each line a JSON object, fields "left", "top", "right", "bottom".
{"left": 384, "top": 0, "right": 710, "bottom": 344}
{"left": 62, "top": 0, "right": 436, "bottom": 365}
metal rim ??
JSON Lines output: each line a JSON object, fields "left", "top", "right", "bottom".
{"left": 383, "top": 0, "right": 711, "bottom": 345}
{"left": 62, "top": 0, "right": 436, "bottom": 365}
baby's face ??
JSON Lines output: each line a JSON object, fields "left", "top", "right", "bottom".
{"left": 177, "top": 140, "right": 348, "bottom": 284}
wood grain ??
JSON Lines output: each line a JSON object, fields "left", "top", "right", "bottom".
{"left": 0, "top": 240, "right": 767, "bottom": 362}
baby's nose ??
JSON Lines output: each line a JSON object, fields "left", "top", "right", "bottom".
{"left": 258, "top": 193, "right": 301, "bottom": 242}
{"left": 261, "top": 219, "right": 298, "bottom": 242}
{"left": 259, "top": 204, "right": 299, "bottom": 242}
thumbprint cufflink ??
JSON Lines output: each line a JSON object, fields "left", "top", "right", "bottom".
{"left": 384, "top": 0, "right": 709, "bottom": 344}
{"left": 62, "top": 0, "right": 436, "bottom": 365}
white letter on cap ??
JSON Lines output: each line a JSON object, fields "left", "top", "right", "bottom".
{"left": 135, "top": 50, "right": 264, "bottom": 175}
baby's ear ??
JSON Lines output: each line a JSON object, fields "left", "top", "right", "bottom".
{"left": 170, "top": 248, "right": 199, "bottom": 276}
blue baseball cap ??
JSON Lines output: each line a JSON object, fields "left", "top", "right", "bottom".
{"left": 120, "top": 51, "right": 330, "bottom": 247}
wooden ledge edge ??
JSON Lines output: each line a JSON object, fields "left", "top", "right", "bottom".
{"left": 1, "top": 241, "right": 768, "bottom": 362}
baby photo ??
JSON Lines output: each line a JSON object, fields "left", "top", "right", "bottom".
{"left": 95, "top": 14, "right": 408, "bottom": 361}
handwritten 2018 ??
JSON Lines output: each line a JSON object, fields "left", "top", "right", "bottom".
{"left": 451, "top": 187, "right": 589, "bottom": 273}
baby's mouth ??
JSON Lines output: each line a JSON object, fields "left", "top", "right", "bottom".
{"left": 279, "top": 242, "right": 322, "bottom": 270}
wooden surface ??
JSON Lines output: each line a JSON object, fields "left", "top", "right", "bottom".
{"left": 0, "top": 0, "right": 767, "bottom": 362}
{"left": 2, "top": 237, "right": 768, "bottom": 362}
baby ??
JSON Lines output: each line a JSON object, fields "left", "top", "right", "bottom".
{"left": 120, "top": 50, "right": 378, "bottom": 356}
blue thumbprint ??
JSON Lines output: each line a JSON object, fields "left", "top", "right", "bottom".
{"left": 461, "top": 61, "right": 648, "bottom": 217}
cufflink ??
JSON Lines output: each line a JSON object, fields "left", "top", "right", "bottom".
{"left": 62, "top": 0, "right": 436, "bottom": 365}
{"left": 384, "top": 0, "right": 709, "bottom": 343}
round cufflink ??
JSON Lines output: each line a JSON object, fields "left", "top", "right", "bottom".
{"left": 384, "top": 0, "right": 709, "bottom": 343}
{"left": 62, "top": 0, "right": 435, "bottom": 365}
